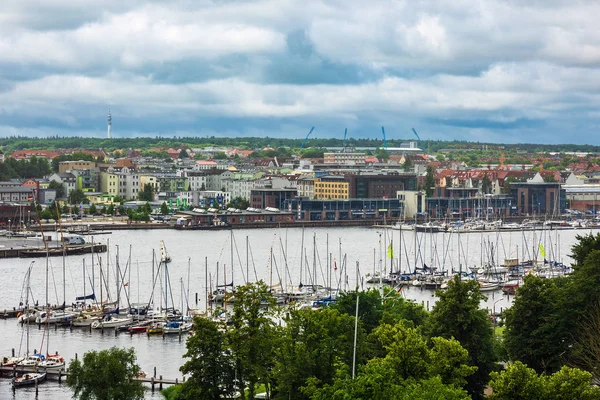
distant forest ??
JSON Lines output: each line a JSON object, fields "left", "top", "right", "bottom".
{"left": 1, "top": 136, "right": 600, "bottom": 154}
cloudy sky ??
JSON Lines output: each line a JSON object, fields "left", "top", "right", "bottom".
{"left": 1, "top": 0, "right": 600, "bottom": 144}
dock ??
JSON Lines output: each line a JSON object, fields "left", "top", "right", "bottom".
{"left": 0, "top": 243, "right": 106, "bottom": 259}
{"left": 0, "top": 365, "right": 183, "bottom": 391}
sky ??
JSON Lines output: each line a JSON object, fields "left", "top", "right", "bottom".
{"left": 1, "top": 0, "right": 600, "bottom": 144}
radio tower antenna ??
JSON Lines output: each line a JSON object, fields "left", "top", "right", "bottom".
{"left": 107, "top": 109, "right": 112, "bottom": 139}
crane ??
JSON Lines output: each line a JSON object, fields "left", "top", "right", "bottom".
{"left": 381, "top": 126, "right": 388, "bottom": 150}
{"left": 411, "top": 128, "right": 425, "bottom": 152}
{"left": 342, "top": 128, "right": 348, "bottom": 152}
{"left": 300, "top": 127, "right": 315, "bottom": 149}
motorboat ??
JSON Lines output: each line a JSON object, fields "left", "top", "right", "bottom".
{"left": 13, "top": 372, "right": 46, "bottom": 388}
{"left": 38, "top": 354, "right": 65, "bottom": 371}
{"left": 18, "top": 354, "right": 45, "bottom": 370}
{"left": 91, "top": 315, "right": 133, "bottom": 329}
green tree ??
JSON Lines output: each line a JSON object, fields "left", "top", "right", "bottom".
{"left": 274, "top": 308, "right": 360, "bottom": 399}
{"left": 226, "top": 197, "right": 250, "bottom": 210}
{"left": 62, "top": 204, "right": 71, "bottom": 215}
{"left": 113, "top": 195, "right": 124, "bottom": 204}
{"left": 89, "top": 204, "right": 97, "bottom": 215}
{"left": 424, "top": 165, "right": 436, "bottom": 197}
{"left": 138, "top": 183, "right": 154, "bottom": 202}
{"left": 212, "top": 152, "right": 228, "bottom": 160}
{"left": 228, "top": 281, "right": 278, "bottom": 399}
{"left": 504, "top": 275, "right": 566, "bottom": 373}
{"left": 160, "top": 202, "right": 170, "bottom": 215}
{"left": 48, "top": 180, "right": 65, "bottom": 199}
{"left": 106, "top": 203, "right": 115, "bottom": 216}
{"left": 489, "top": 361, "right": 600, "bottom": 400}
{"left": 488, "top": 361, "right": 543, "bottom": 400}
{"left": 481, "top": 174, "right": 492, "bottom": 194}
{"left": 426, "top": 276, "right": 498, "bottom": 399}
{"left": 374, "top": 147, "right": 389, "bottom": 161}
{"left": 179, "top": 317, "right": 236, "bottom": 399}
{"left": 178, "top": 149, "right": 189, "bottom": 158}
{"left": 69, "top": 188, "right": 87, "bottom": 205}
{"left": 66, "top": 346, "right": 144, "bottom": 400}
{"left": 403, "top": 157, "right": 414, "bottom": 172}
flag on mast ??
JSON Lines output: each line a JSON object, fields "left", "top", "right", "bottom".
{"left": 387, "top": 242, "right": 394, "bottom": 259}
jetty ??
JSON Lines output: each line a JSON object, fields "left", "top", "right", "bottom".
{"left": 0, "top": 364, "right": 183, "bottom": 391}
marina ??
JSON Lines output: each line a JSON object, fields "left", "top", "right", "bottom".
{"left": 0, "top": 225, "right": 592, "bottom": 398}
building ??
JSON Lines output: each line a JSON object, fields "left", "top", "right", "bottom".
{"left": 397, "top": 190, "right": 425, "bottom": 218}
{"left": 510, "top": 174, "right": 565, "bottom": 216}
{"left": 48, "top": 173, "right": 77, "bottom": 198}
{"left": 250, "top": 188, "right": 297, "bottom": 209}
{"left": 345, "top": 173, "right": 418, "bottom": 199}
{"left": 0, "top": 187, "right": 37, "bottom": 204}
{"left": 284, "top": 198, "right": 403, "bottom": 221}
{"left": 314, "top": 176, "right": 349, "bottom": 200}
{"left": 58, "top": 160, "right": 96, "bottom": 174}
{"left": 100, "top": 171, "right": 120, "bottom": 196}
{"left": 323, "top": 152, "right": 366, "bottom": 165}
{"left": 297, "top": 176, "right": 315, "bottom": 199}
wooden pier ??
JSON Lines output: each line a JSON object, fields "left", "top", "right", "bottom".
{"left": 0, "top": 365, "right": 183, "bottom": 391}
{"left": 0, "top": 243, "right": 107, "bottom": 259}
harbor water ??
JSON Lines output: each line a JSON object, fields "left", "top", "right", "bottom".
{"left": 0, "top": 225, "right": 591, "bottom": 398}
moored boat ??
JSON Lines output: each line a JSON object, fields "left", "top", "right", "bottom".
{"left": 38, "top": 354, "right": 65, "bottom": 371}
{"left": 12, "top": 372, "right": 47, "bottom": 388}
{"left": 91, "top": 315, "right": 133, "bottom": 329}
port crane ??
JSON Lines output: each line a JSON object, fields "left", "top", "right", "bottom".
{"left": 381, "top": 126, "right": 388, "bottom": 150}
{"left": 411, "top": 128, "right": 425, "bottom": 152}
{"left": 300, "top": 127, "right": 315, "bottom": 149}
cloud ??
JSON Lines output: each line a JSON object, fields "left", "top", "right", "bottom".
{"left": 0, "top": 0, "right": 600, "bottom": 144}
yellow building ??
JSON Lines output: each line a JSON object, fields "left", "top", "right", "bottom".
{"left": 314, "top": 176, "right": 349, "bottom": 200}
{"left": 100, "top": 171, "right": 119, "bottom": 196}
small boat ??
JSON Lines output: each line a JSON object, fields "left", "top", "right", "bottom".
{"left": 18, "top": 354, "right": 45, "bottom": 370}
{"left": 127, "top": 321, "right": 153, "bottom": 334}
{"left": 36, "top": 310, "right": 77, "bottom": 325}
{"left": 163, "top": 320, "right": 193, "bottom": 335}
{"left": 1, "top": 356, "right": 25, "bottom": 367}
{"left": 38, "top": 354, "right": 65, "bottom": 371}
{"left": 71, "top": 313, "right": 102, "bottom": 327}
{"left": 91, "top": 315, "right": 133, "bottom": 329}
{"left": 13, "top": 372, "right": 47, "bottom": 388}
{"left": 146, "top": 323, "right": 164, "bottom": 336}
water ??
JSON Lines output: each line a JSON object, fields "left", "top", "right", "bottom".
{"left": 0, "top": 226, "right": 590, "bottom": 398}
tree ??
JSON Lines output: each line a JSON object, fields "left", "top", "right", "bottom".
{"left": 69, "top": 188, "right": 87, "bottom": 205}
{"left": 178, "top": 149, "right": 189, "bottom": 158}
{"left": 89, "top": 204, "right": 97, "bottom": 215}
{"left": 228, "top": 281, "right": 278, "bottom": 399}
{"left": 274, "top": 308, "right": 360, "bottom": 399}
{"left": 66, "top": 346, "right": 144, "bottom": 400}
{"left": 504, "top": 275, "right": 566, "bottom": 373}
{"left": 179, "top": 317, "right": 236, "bottom": 399}
{"left": 106, "top": 203, "right": 115, "bottom": 216}
{"left": 488, "top": 361, "right": 544, "bottom": 400}
{"left": 226, "top": 197, "right": 250, "bottom": 210}
{"left": 481, "top": 174, "right": 492, "bottom": 194}
{"left": 302, "top": 321, "right": 473, "bottom": 400}
{"left": 403, "top": 157, "right": 414, "bottom": 172}
{"left": 48, "top": 180, "right": 65, "bottom": 199}
{"left": 160, "top": 202, "right": 170, "bottom": 215}
{"left": 212, "top": 152, "right": 228, "bottom": 160}
{"left": 426, "top": 276, "right": 498, "bottom": 399}
{"left": 424, "top": 165, "right": 436, "bottom": 197}
{"left": 138, "top": 183, "right": 154, "bottom": 202}
{"left": 488, "top": 361, "right": 600, "bottom": 400}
